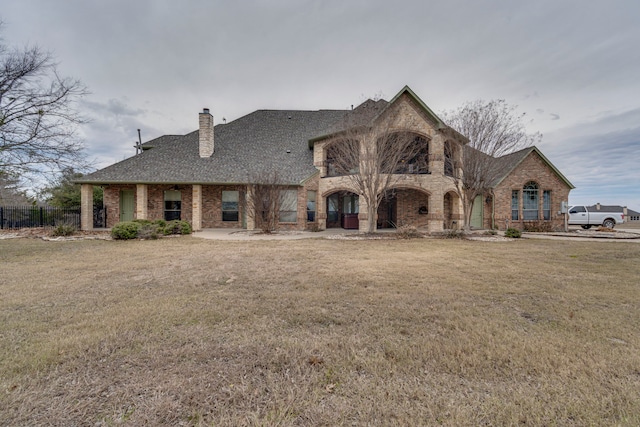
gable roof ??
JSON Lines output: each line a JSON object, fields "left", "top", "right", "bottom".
{"left": 490, "top": 146, "right": 575, "bottom": 189}
{"left": 308, "top": 85, "right": 466, "bottom": 146}
{"left": 78, "top": 109, "right": 346, "bottom": 186}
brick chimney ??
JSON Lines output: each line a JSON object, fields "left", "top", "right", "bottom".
{"left": 596, "top": 202, "right": 601, "bottom": 210}
{"left": 199, "top": 108, "right": 214, "bottom": 158}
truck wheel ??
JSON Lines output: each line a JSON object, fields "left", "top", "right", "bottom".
{"left": 603, "top": 219, "right": 615, "bottom": 228}
{"left": 581, "top": 225, "right": 592, "bottom": 230}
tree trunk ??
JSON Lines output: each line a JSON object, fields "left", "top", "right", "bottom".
{"left": 366, "top": 201, "right": 377, "bottom": 233}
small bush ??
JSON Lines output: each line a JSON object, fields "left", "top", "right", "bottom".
{"left": 309, "top": 223, "right": 322, "bottom": 232}
{"left": 396, "top": 225, "right": 422, "bottom": 239}
{"left": 442, "top": 229, "right": 465, "bottom": 239}
{"left": 523, "top": 221, "right": 553, "bottom": 232}
{"left": 50, "top": 224, "right": 76, "bottom": 237}
{"left": 505, "top": 228, "right": 522, "bottom": 238}
{"left": 163, "top": 220, "right": 192, "bottom": 235}
{"left": 111, "top": 221, "right": 141, "bottom": 240}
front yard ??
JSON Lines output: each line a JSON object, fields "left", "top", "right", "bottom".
{"left": 1, "top": 237, "right": 639, "bottom": 425}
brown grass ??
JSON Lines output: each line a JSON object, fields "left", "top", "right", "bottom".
{"left": 1, "top": 237, "right": 639, "bottom": 426}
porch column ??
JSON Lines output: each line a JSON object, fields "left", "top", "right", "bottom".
{"left": 136, "top": 184, "right": 148, "bottom": 220}
{"left": 80, "top": 184, "right": 93, "bottom": 231}
{"left": 192, "top": 184, "right": 202, "bottom": 231}
{"left": 245, "top": 185, "right": 256, "bottom": 230}
{"left": 428, "top": 189, "right": 445, "bottom": 233}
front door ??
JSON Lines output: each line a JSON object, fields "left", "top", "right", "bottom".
{"left": 119, "top": 190, "right": 135, "bottom": 222}
{"left": 470, "top": 195, "right": 483, "bottom": 229}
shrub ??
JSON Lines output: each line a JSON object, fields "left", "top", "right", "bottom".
{"left": 163, "top": 220, "right": 192, "bottom": 235}
{"left": 442, "top": 229, "right": 465, "bottom": 239}
{"left": 505, "top": 228, "right": 522, "bottom": 238}
{"left": 50, "top": 224, "right": 76, "bottom": 237}
{"left": 396, "top": 225, "right": 422, "bottom": 239}
{"left": 111, "top": 222, "right": 141, "bottom": 240}
{"left": 523, "top": 221, "right": 553, "bottom": 232}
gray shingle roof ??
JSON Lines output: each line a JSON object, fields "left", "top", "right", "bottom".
{"left": 489, "top": 146, "right": 575, "bottom": 189}
{"left": 78, "top": 109, "right": 347, "bottom": 185}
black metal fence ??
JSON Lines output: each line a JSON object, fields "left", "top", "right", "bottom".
{"left": 0, "top": 206, "right": 81, "bottom": 230}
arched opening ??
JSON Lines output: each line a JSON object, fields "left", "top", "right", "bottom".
{"left": 444, "top": 141, "right": 457, "bottom": 177}
{"left": 392, "top": 134, "right": 430, "bottom": 174}
{"left": 326, "top": 190, "right": 359, "bottom": 229}
{"left": 443, "top": 191, "right": 461, "bottom": 229}
{"left": 377, "top": 187, "right": 430, "bottom": 229}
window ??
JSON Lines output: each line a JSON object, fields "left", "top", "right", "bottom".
{"left": 511, "top": 190, "right": 519, "bottom": 220}
{"left": 543, "top": 190, "right": 551, "bottom": 220}
{"left": 327, "top": 194, "right": 339, "bottom": 223}
{"left": 523, "top": 182, "right": 539, "bottom": 220}
{"left": 222, "top": 190, "right": 239, "bottom": 221}
{"left": 307, "top": 191, "right": 316, "bottom": 222}
{"left": 279, "top": 189, "right": 298, "bottom": 223}
{"left": 444, "top": 142, "right": 454, "bottom": 177}
{"left": 164, "top": 190, "right": 181, "bottom": 221}
{"left": 394, "top": 136, "right": 429, "bottom": 174}
{"left": 343, "top": 194, "right": 359, "bottom": 214}
{"left": 569, "top": 206, "right": 585, "bottom": 214}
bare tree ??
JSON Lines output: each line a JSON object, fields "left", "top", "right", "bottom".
{"left": 325, "top": 102, "right": 424, "bottom": 233}
{"left": 442, "top": 99, "right": 541, "bottom": 230}
{"left": 0, "top": 170, "right": 33, "bottom": 205}
{"left": 246, "top": 170, "right": 286, "bottom": 233}
{"left": 0, "top": 24, "right": 89, "bottom": 180}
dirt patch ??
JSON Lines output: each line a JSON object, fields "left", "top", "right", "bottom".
{"left": 0, "top": 228, "right": 112, "bottom": 241}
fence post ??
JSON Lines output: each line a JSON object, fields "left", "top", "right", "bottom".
{"left": 0, "top": 207, "right": 3, "bottom": 229}
{"left": 40, "top": 207, "right": 44, "bottom": 227}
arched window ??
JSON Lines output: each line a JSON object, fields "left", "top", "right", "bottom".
{"left": 523, "top": 181, "right": 539, "bottom": 220}
{"left": 394, "top": 135, "right": 429, "bottom": 174}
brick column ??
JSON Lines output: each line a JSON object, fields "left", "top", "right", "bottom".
{"left": 192, "top": 184, "right": 202, "bottom": 231}
{"left": 428, "top": 189, "right": 444, "bottom": 233}
{"left": 245, "top": 185, "right": 256, "bottom": 230}
{"left": 136, "top": 184, "right": 148, "bottom": 220}
{"left": 80, "top": 184, "right": 93, "bottom": 231}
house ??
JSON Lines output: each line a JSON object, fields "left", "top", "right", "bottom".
{"left": 77, "top": 86, "right": 574, "bottom": 232}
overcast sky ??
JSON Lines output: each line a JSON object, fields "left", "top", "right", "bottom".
{"left": 3, "top": 0, "right": 639, "bottom": 209}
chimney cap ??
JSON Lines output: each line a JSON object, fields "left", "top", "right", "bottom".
{"left": 202, "top": 108, "right": 210, "bottom": 114}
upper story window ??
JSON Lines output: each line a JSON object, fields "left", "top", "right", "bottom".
{"left": 394, "top": 136, "right": 429, "bottom": 174}
{"left": 444, "top": 141, "right": 455, "bottom": 177}
{"left": 325, "top": 141, "right": 359, "bottom": 177}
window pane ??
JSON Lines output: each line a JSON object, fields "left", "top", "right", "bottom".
{"left": 523, "top": 182, "right": 538, "bottom": 220}
{"left": 164, "top": 190, "right": 181, "bottom": 201}
{"left": 222, "top": 190, "right": 239, "bottom": 222}
{"left": 543, "top": 190, "right": 551, "bottom": 220}
{"left": 279, "top": 190, "right": 297, "bottom": 223}
{"left": 307, "top": 191, "right": 316, "bottom": 222}
{"left": 511, "top": 190, "right": 519, "bottom": 220}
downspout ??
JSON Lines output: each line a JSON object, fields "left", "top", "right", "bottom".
{"left": 491, "top": 189, "right": 496, "bottom": 230}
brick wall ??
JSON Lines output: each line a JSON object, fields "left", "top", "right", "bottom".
{"left": 492, "top": 151, "right": 571, "bottom": 231}
{"left": 103, "top": 185, "right": 135, "bottom": 228}
{"left": 201, "top": 185, "right": 245, "bottom": 228}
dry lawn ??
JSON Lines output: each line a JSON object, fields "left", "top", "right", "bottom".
{"left": 1, "top": 236, "right": 639, "bottom": 426}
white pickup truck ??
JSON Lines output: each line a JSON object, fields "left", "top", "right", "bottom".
{"left": 568, "top": 205, "right": 625, "bottom": 229}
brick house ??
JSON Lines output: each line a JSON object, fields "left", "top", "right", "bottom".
{"left": 77, "top": 86, "right": 573, "bottom": 232}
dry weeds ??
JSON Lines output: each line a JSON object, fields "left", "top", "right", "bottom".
{"left": 1, "top": 237, "right": 639, "bottom": 426}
